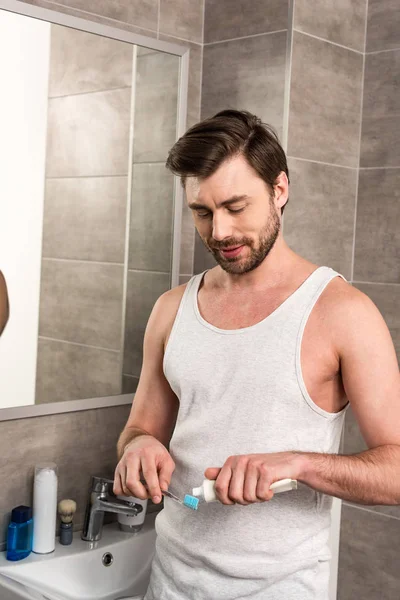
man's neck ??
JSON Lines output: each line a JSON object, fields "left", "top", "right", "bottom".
{"left": 216, "top": 237, "right": 302, "bottom": 292}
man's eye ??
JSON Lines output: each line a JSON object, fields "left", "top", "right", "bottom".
{"left": 228, "top": 207, "right": 245, "bottom": 214}
{"left": 196, "top": 211, "right": 211, "bottom": 219}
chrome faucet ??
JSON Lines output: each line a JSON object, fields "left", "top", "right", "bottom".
{"left": 81, "top": 476, "right": 143, "bottom": 542}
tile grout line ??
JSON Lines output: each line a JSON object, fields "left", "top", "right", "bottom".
{"left": 49, "top": 86, "right": 131, "bottom": 100}
{"left": 34, "top": 0, "right": 159, "bottom": 37}
{"left": 287, "top": 155, "right": 357, "bottom": 170}
{"left": 350, "top": 2, "right": 368, "bottom": 282}
{"left": 39, "top": 335, "right": 119, "bottom": 353}
{"left": 343, "top": 502, "right": 400, "bottom": 522}
{"left": 203, "top": 29, "right": 288, "bottom": 46}
{"left": 158, "top": 33, "right": 202, "bottom": 46}
{"left": 360, "top": 165, "right": 400, "bottom": 170}
{"left": 353, "top": 280, "right": 400, "bottom": 287}
{"left": 157, "top": 0, "right": 160, "bottom": 37}
{"left": 364, "top": 0, "right": 369, "bottom": 55}
{"left": 282, "top": 0, "right": 295, "bottom": 155}
{"left": 42, "top": 257, "right": 171, "bottom": 276}
{"left": 292, "top": 28, "right": 364, "bottom": 54}
{"left": 191, "top": 0, "right": 206, "bottom": 277}
{"left": 281, "top": 0, "right": 295, "bottom": 239}
{"left": 365, "top": 46, "right": 400, "bottom": 55}
{"left": 42, "top": 257, "right": 124, "bottom": 266}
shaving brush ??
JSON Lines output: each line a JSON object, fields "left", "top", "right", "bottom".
{"left": 58, "top": 499, "right": 77, "bottom": 545}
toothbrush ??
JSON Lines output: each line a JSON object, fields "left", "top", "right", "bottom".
{"left": 161, "top": 477, "right": 297, "bottom": 512}
{"left": 160, "top": 488, "right": 198, "bottom": 510}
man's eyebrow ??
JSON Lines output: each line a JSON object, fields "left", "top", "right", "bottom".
{"left": 188, "top": 195, "right": 249, "bottom": 210}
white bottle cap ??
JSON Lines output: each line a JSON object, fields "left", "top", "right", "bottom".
{"left": 192, "top": 486, "right": 203, "bottom": 497}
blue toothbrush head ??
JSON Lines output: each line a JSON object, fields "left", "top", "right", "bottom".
{"left": 183, "top": 494, "right": 199, "bottom": 510}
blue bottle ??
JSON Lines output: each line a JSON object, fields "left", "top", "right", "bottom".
{"left": 6, "top": 506, "right": 33, "bottom": 561}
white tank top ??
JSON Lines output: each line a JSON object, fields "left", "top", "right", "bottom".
{"left": 144, "top": 266, "right": 348, "bottom": 600}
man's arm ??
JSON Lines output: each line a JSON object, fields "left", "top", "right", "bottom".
{"left": 298, "top": 285, "right": 400, "bottom": 505}
{"left": 0, "top": 271, "right": 9, "bottom": 335}
{"left": 206, "top": 284, "right": 400, "bottom": 506}
{"left": 114, "top": 285, "right": 184, "bottom": 501}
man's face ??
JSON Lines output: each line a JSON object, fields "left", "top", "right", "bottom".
{"left": 186, "top": 155, "right": 285, "bottom": 275}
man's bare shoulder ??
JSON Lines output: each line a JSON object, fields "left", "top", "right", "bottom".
{"left": 317, "top": 275, "right": 387, "bottom": 346}
{"left": 149, "top": 281, "right": 189, "bottom": 334}
{"left": 158, "top": 281, "right": 189, "bottom": 311}
{"left": 319, "top": 276, "right": 374, "bottom": 313}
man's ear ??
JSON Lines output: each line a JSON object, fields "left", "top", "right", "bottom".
{"left": 273, "top": 172, "right": 289, "bottom": 213}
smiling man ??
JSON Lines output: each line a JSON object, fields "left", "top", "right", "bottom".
{"left": 114, "top": 110, "right": 400, "bottom": 600}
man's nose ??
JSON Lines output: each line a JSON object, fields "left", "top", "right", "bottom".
{"left": 212, "top": 212, "right": 233, "bottom": 241}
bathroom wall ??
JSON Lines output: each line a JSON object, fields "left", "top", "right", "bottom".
{"left": 0, "top": 0, "right": 203, "bottom": 548}
{"left": 338, "top": 1, "right": 400, "bottom": 598}
{"left": 195, "top": 0, "right": 288, "bottom": 273}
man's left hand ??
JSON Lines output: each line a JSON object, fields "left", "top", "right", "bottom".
{"left": 204, "top": 452, "right": 306, "bottom": 505}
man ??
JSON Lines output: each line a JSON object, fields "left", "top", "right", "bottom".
{"left": 0, "top": 271, "right": 9, "bottom": 335}
{"left": 114, "top": 110, "right": 400, "bottom": 599}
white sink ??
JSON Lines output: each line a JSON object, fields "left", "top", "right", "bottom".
{"left": 0, "top": 513, "right": 156, "bottom": 600}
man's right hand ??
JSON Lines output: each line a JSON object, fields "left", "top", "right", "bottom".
{"left": 113, "top": 434, "right": 175, "bottom": 504}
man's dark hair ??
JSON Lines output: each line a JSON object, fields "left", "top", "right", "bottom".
{"left": 166, "top": 109, "right": 290, "bottom": 213}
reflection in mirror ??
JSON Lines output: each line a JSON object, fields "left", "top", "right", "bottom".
{"left": 0, "top": 10, "right": 182, "bottom": 409}
{"left": 0, "top": 272, "right": 9, "bottom": 336}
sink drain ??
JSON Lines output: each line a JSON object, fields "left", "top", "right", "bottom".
{"left": 102, "top": 552, "right": 114, "bottom": 566}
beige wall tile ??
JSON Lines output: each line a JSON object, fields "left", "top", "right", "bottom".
{"left": 360, "top": 50, "right": 400, "bottom": 168}
{"left": 129, "top": 163, "right": 174, "bottom": 273}
{"left": 159, "top": 0, "right": 204, "bottom": 43}
{"left": 201, "top": 32, "right": 287, "bottom": 139}
{"left": 158, "top": 34, "right": 202, "bottom": 129}
{"left": 123, "top": 271, "right": 171, "bottom": 376}
{"left": 179, "top": 200, "right": 196, "bottom": 276}
{"left": 294, "top": 0, "right": 367, "bottom": 52}
{"left": 366, "top": 0, "right": 400, "bottom": 53}
{"left": 46, "top": 88, "right": 131, "bottom": 177}
{"left": 283, "top": 159, "right": 357, "bottom": 280}
{"left": 122, "top": 375, "right": 139, "bottom": 394}
{"left": 43, "top": 177, "right": 127, "bottom": 263}
{"left": 39, "top": 260, "right": 124, "bottom": 349}
{"left": 204, "top": 0, "right": 288, "bottom": 43}
{"left": 49, "top": 24, "right": 133, "bottom": 97}
{"left": 26, "top": 0, "right": 159, "bottom": 30}
{"left": 179, "top": 275, "right": 191, "bottom": 284}
{"left": 133, "top": 51, "right": 180, "bottom": 163}
{"left": 36, "top": 338, "right": 122, "bottom": 403}
{"left": 21, "top": 0, "right": 157, "bottom": 38}
{"left": 288, "top": 31, "right": 363, "bottom": 167}
{"left": 354, "top": 169, "right": 400, "bottom": 283}
{"left": 338, "top": 504, "right": 400, "bottom": 599}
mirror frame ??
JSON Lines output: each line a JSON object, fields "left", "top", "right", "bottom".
{"left": 0, "top": 0, "right": 189, "bottom": 421}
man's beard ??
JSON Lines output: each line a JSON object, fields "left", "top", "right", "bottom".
{"left": 202, "top": 205, "right": 281, "bottom": 275}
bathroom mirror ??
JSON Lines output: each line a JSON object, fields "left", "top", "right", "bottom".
{"left": 0, "top": 1, "right": 189, "bottom": 419}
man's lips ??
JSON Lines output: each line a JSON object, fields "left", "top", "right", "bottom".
{"left": 218, "top": 245, "right": 244, "bottom": 258}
